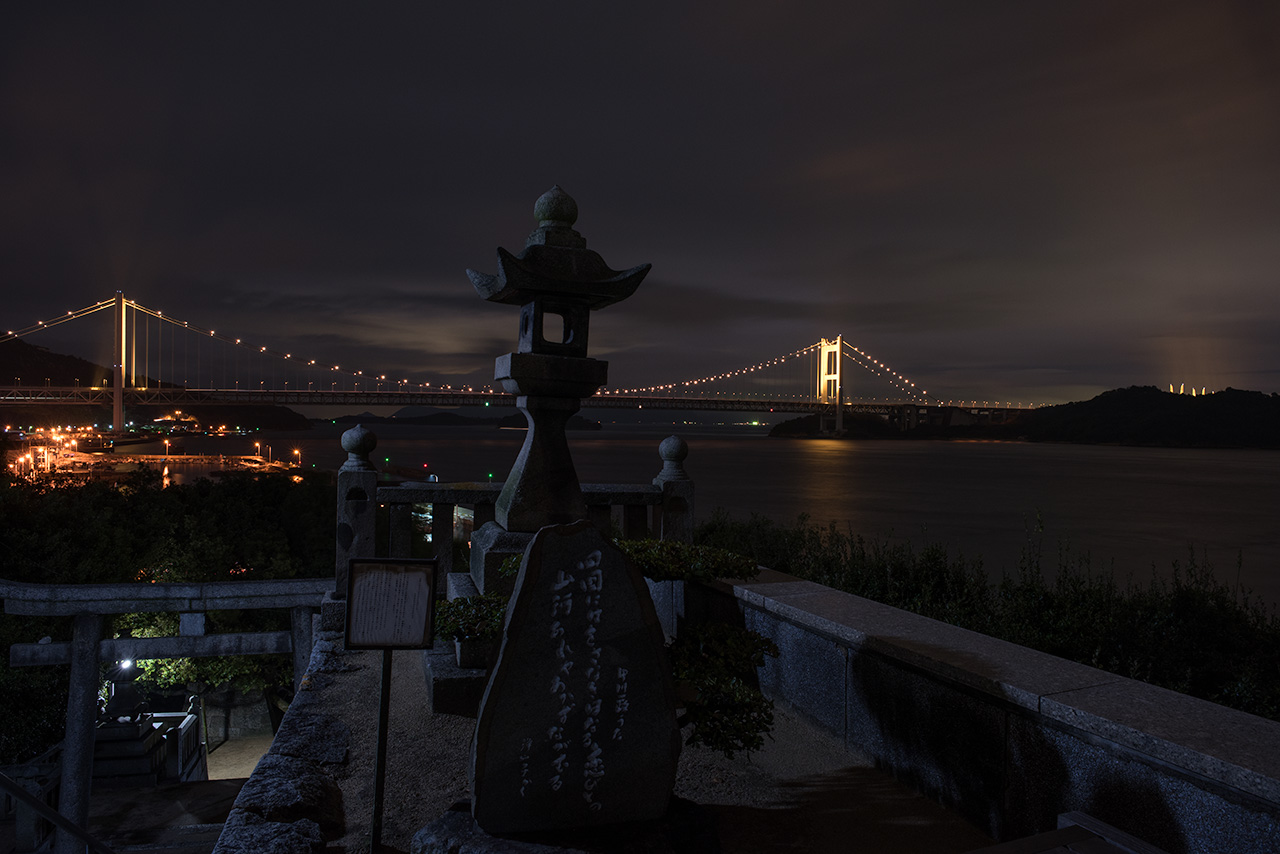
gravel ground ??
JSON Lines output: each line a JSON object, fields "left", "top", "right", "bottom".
{"left": 83, "top": 638, "right": 994, "bottom": 853}
{"left": 320, "top": 646, "right": 994, "bottom": 854}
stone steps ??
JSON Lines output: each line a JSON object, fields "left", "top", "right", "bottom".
{"left": 108, "top": 822, "right": 224, "bottom": 854}
{"left": 967, "top": 812, "right": 1170, "bottom": 854}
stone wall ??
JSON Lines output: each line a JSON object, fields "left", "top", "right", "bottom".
{"left": 202, "top": 688, "right": 276, "bottom": 750}
{"left": 717, "top": 574, "right": 1280, "bottom": 854}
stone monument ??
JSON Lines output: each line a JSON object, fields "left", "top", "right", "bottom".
{"left": 462, "top": 187, "right": 681, "bottom": 839}
{"left": 471, "top": 521, "right": 680, "bottom": 834}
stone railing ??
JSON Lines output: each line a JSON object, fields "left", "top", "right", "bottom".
{"left": 1, "top": 746, "right": 62, "bottom": 854}
{"left": 684, "top": 571, "right": 1280, "bottom": 854}
{"left": 328, "top": 428, "right": 694, "bottom": 626}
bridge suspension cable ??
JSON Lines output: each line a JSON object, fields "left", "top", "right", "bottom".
{"left": 2, "top": 299, "right": 115, "bottom": 341}
{"left": 606, "top": 343, "right": 822, "bottom": 399}
{"left": 840, "top": 339, "right": 929, "bottom": 403}
{"left": 4, "top": 295, "right": 495, "bottom": 395}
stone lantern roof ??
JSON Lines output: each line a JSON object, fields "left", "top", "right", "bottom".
{"left": 466, "top": 185, "right": 650, "bottom": 312}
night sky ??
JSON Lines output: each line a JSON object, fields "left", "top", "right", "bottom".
{"left": 3, "top": 2, "right": 1278, "bottom": 405}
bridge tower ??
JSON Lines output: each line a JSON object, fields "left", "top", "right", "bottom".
{"left": 113, "top": 291, "right": 126, "bottom": 430}
{"left": 815, "top": 335, "right": 844, "bottom": 432}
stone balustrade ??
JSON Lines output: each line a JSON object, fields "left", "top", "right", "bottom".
{"left": 328, "top": 427, "right": 694, "bottom": 627}
{"left": 684, "top": 571, "right": 1280, "bottom": 854}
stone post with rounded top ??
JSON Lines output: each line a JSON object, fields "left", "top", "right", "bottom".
{"left": 324, "top": 424, "right": 378, "bottom": 631}
{"left": 653, "top": 434, "right": 695, "bottom": 543}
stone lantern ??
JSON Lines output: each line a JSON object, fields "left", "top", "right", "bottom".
{"left": 462, "top": 188, "right": 680, "bottom": 838}
{"left": 468, "top": 185, "right": 649, "bottom": 532}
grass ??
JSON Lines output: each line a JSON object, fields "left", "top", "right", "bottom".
{"left": 694, "top": 510, "right": 1280, "bottom": 722}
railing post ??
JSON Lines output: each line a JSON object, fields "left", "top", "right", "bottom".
{"left": 653, "top": 435, "right": 694, "bottom": 543}
{"left": 587, "top": 503, "right": 611, "bottom": 532}
{"left": 434, "top": 502, "right": 456, "bottom": 576}
{"left": 621, "top": 504, "right": 649, "bottom": 540}
{"left": 290, "top": 605, "right": 315, "bottom": 693}
{"left": 327, "top": 424, "right": 378, "bottom": 632}
{"left": 388, "top": 501, "right": 413, "bottom": 558}
{"left": 54, "top": 613, "right": 102, "bottom": 854}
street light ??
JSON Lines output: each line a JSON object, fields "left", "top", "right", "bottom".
{"left": 163, "top": 439, "right": 170, "bottom": 457}
{"left": 293, "top": 448, "right": 301, "bottom": 468}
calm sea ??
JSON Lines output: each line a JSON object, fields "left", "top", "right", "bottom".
{"left": 149, "top": 422, "right": 1280, "bottom": 607}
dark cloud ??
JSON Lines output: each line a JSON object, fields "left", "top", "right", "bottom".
{"left": 2, "top": 1, "right": 1278, "bottom": 404}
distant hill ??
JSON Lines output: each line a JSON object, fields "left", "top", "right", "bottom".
{"left": 0, "top": 338, "right": 123, "bottom": 387}
{"left": 769, "top": 386, "right": 1280, "bottom": 449}
{"left": 1000, "top": 386, "right": 1280, "bottom": 448}
{"left": 770, "top": 412, "right": 900, "bottom": 439}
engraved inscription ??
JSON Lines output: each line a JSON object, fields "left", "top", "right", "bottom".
{"left": 348, "top": 563, "right": 432, "bottom": 648}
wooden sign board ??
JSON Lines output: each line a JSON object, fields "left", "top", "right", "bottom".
{"left": 345, "top": 558, "right": 438, "bottom": 650}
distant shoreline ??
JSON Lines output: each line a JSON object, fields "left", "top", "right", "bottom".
{"left": 769, "top": 386, "right": 1280, "bottom": 450}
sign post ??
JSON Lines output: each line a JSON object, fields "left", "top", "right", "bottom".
{"left": 346, "top": 558, "right": 438, "bottom": 851}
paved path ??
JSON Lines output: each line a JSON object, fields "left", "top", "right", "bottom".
{"left": 205, "top": 734, "right": 273, "bottom": 779}
{"left": 84, "top": 647, "right": 995, "bottom": 853}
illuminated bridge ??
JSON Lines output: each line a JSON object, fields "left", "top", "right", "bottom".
{"left": 2, "top": 293, "right": 1034, "bottom": 427}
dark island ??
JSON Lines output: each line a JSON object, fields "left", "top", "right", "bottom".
{"left": 771, "top": 385, "right": 1280, "bottom": 449}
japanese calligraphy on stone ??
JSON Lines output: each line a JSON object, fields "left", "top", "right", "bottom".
{"left": 471, "top": 522, "right": 680, "bottom": 834}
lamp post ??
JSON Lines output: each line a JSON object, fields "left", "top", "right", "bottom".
{"left": 293, "top": 448, "right": 301, "bottom": 468}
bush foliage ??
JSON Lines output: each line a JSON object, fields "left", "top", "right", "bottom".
{"left": 0, "top": 468, "right": 334, "bottom": 763}
{"left": 668, "top": 622, "right": 779, "bottom": 758}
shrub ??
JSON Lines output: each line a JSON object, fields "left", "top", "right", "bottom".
{"left": 435, "top": 593, "right": 507, "bottom": 641}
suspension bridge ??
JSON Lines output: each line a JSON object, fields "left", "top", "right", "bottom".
{"left": 1, "top": 293, "right": 1033, "bottom": 429}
